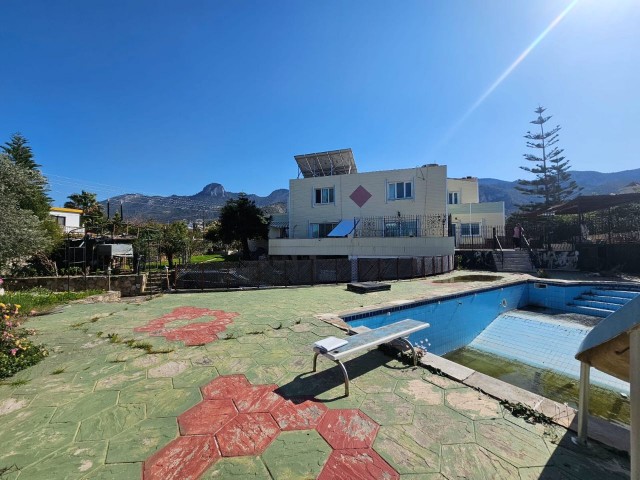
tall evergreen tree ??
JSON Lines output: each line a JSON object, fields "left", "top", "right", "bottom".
{"left": 1, "top": 132, "right": 39, "bottom": 169}
{"left": 515, "top": 106, "right": 580, "bottom": 212}
{"left": 65, "top": 190, "right": 105, "bottom": 231}
{"left": 214, "top": 194, "right": 269, "bottom": 260}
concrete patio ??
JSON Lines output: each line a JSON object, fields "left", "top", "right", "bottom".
{"left": 0, "top": 273, "right": 631, "bottom": 479}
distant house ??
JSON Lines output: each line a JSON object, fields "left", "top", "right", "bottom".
{"left": 49, "top": 207, "right": 84, "bottom": 235}
{"left": 446, "top": 177, "right": 505, "bottom": 247}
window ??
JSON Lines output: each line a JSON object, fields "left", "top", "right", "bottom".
{"left": 384, "top": 219, "right": 418, "bottom": 237}
{"left": 314, "top": 187, "right": 334, "bottom": 205}
{"left": 53, "top": 215, "right": 66, "bottom": 227}
{"left": 310, "top": 223, "right": 338, "bottom": 238}
{"left": 448, "top": 192, "right": 459, "bottom": 204}
{"left": 460, "top": 223, "right": 480, "bottom": 236}
{"left": 387, "top": 181, "right": 413, "bottom": 200}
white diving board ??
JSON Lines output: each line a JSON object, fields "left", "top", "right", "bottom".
{"left": 312, "top": 319, "right": 430, "bottom": 396}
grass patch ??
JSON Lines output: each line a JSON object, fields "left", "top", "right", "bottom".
{"left": 0, "top": 378, "right": 30, "bottom": 387}
{"left": 51, "top": 368, "right": 66, "bottom": 375}
{"left": 105, "top": 333, "right": 173, "bottom": 355}
{"left": 0, "top": 288, "right": 103, "bottom": 315}
{"left": 246, "top": 330, "right": 264, "bottom": 335}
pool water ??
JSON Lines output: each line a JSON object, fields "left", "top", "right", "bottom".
{"left": 343, "top": 280, "right": 639, "bottom": 425}
{"left": 445, "top": 347, "right": 630, "bottom": 425}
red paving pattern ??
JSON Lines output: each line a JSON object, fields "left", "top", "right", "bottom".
{"left": 134, "top": 306, "right": 238, "bottom": 346}
{"left": 142, "top": 375, "right": 399, "bottom": 480}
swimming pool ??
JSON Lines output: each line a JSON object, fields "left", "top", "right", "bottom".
{"left": 342, "top": 280, "right": 640, "bottom": 420}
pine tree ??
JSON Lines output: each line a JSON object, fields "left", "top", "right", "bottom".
{"left": 1, "top": 132, "right": 39, "bottom": 169}
{"left": 515, "top": 106, "right": 580, "bottom": 212}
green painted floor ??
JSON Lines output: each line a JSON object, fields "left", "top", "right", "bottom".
{"left": 0, "top": 275, "right": 631, "bottom": 479}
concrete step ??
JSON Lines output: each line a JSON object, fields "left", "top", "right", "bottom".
{"left": 591, "top": 289, "right": 640, "bottom": 299}
{"left": 565, "top": 305, "right": 615, "bottom": 318}
{"left": 581, "top": 294, "right": 630, "bottom": 305}
{"left": 571, "top": 299, "right": 623, "bottom": 311}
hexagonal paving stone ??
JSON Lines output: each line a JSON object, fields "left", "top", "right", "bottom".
{"left": 422, "top": 371, "right": 463, "bottom": 389}
{"left": 94, "top": 370, "right": 146, "bottom": 391}
{"left": 215, "top": 356, "right": 257, "bottom": 375}
{"left": 148, "top": 361, "right": 190, "bottom": 378}
{"left": 350, "top": 368, "right": 398, "bottom": 394}
{"left": 394, "top": 378, "right": 443, "bottom": 406}
{"left": 144, "top": 387, "right": 202, "bottom": 418}
{"left": 50, "top": 390, "right": 119, "bottom": 423}
{"left": 233, "top": 384, "right": 284, "bottom": 413}
{"left": 317, "top": 409, "right": 379, "bottom": 449}
{"left": 201, "top": 375, "right": 250, "bottom": 400}
{"left": 18, "top": 440, "right": 108, "bottom": 479}
{"left": 215, "top": 412, "right": 280, "bottom": 456}
{"left": 171, "top": 366, "right": 218, "bottom": 389}
{"left": 0, "top": 396, "right": 32, "bottom": 416}
{"left": 244, "top": 364, "right": 286, "bottom": 385}
{"left": 201, "top": 456, "right": 272, "bottom": 479}
{"left": 518, "top": 465, "right": 582, "bottom": 480}
{"left": 143, "top": 434, "right": 220, "bottom": 480}
{"left": 262, "top": 430, "right": 332, "bottom": 479}
{"left": 445, "top": 388, "right": 502, "bottom": 420}
{"left": 405, "top": 405, "right": 475, "bottom": 446}
{"left": 78, "top": 403, "right": 146, "bottom": 441}
{"left": 82, "top": 462, "right": 142, "bottom": 479}
{"left": 178, "top": 399, "right": 237, "bottom": 435}
{"left": 359, "top": 392, "right": 415, "bottom": 426}
{"left": 547, "top": 444, "right": 630, "bottom": 479}
{"left": 318, "top": 448, "right": 399, "bottom": 480}
{"left": 106, "top": 417, "right": 178, "bottom": 463}
{"left": 271, "top": 399, "right": 328, "bottom": 431}
{"left": 0, "top": 420, "right": 79, "bottom": 470}
{"left": 374, "top": 425, "right": 440, "bottom": 475}
{"left": 475, "top": 419, "right": 551, "bottom": 468}
{"left": 440, "top": 443, "right": 519, "bottom": 479}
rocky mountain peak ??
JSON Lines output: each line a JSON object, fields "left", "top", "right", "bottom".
{"left": 199, "top": 183, "right": 226, "bottom": 197}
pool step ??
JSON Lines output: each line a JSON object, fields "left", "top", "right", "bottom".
{"left": 565, "top": 305, "right": 615, "bottom": 318}
{"left": 567, "top": 288, "right": 640, "bottom": 318}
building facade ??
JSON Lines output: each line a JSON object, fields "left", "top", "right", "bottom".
{"left": 49, "top": 207, "right": 84, "bottom": 235}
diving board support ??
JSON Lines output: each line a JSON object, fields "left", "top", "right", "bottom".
{"left": 311, "top": 319, "right": 429, "bottom": 396}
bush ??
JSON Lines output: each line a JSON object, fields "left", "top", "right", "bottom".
{"left": 0, "top": 303, "right": 48, "bottom": 379}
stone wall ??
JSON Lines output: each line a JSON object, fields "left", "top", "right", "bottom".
{"left": 4, "top": 273, "right": 147, "bottom": 297}
{"left": 537, "top": 250, "right": 579, "bottom": 271}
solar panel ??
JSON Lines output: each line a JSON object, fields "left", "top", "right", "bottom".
{"left": 327, "top": 219, "right": 359, "bottom": 237}
{"left": 294, "top": 148, "right": 357, "bottom": 178}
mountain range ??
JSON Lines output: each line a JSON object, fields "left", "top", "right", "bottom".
{"left": 103, "top": 168, "right": 640, "bottom": 223}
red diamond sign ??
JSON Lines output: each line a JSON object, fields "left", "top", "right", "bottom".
{"left": 350, "top": 186, "right": 372, "bottom": 208}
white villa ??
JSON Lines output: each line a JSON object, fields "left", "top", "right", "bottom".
{"left": 49, "top": 207, "right": 84, "bottom": 235}
{"left": 268, "top": 149, "right": 505, "bottom": 259}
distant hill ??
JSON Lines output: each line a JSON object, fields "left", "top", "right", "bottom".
{"left": 103, "top": 168, "right": 640, "bottom": 223}
{"left": 101, "top": 183, "right": 289, "bottom": 224}
{"left": 479, "top": 167, "right": 640, "bottom": 214}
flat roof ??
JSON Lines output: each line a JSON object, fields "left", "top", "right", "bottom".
{"left": 50, "top": 207, "right": 83, "bottom": 214}
{"left": 294, "top": 148, "right": 357, "bottom": 178}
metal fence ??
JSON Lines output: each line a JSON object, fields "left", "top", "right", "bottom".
{"left": 175, "top": 255, "right": 453, "bottom": 290}
{"left": 355, "top": 214, "right": 448, "bottom": 238}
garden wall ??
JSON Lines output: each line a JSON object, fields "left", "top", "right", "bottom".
{"left": 4, "top": 273, "right": 147, "bottom": 297}
{"left": 578, "top": 244, "right": 640, "bottom": 273}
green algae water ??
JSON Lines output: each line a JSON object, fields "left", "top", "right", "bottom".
{"left": 445, "top": 347, "right": 630, "bottom": 426}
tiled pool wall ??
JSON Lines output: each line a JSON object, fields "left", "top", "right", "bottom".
{"left": 342, "top": 281, "right": 640, "bottom": 357}
{"left": 345, "top": 283, "right": 528, "bottom": 356}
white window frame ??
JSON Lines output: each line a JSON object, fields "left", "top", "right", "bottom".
{"left": 460, "top": 222, "right": 481, "bottom": 237}
{"left": 314, "top": 187, "right": 335, "bottom": 205}
{"left": 309, "top": 222, "right": 338, "bottom": 238}
{"left": 387, "top": 181, "right": 413, "bottom": 201}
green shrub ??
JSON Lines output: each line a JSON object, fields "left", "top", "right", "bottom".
{"left": 0, "top": 303, "right": 48, "bottom": 379}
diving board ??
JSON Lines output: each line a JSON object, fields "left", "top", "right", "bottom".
{"left": 311, "top": 319, "right": 430, "bottom": 396}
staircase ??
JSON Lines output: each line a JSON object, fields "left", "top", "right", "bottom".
{"left": 144, "top": 271, "right": 168, "bottom": 294}
{"left": 568, "top": 288, "right": 640, "bottom": 318}
{"left": 492, "top": 250, "right": 535, "bottom": 273}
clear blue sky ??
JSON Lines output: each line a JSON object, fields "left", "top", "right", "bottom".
{"left": 1, "top": 0, "right": 638, "bottom": 206}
